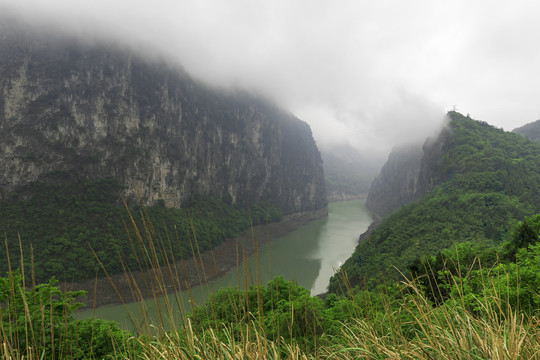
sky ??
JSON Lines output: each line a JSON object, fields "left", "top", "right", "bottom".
{"left": 2, "top": 0, "right": 540, "bottom": 156}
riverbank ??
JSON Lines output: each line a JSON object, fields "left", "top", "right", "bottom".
{"left": 66, "top": 206, "right": 328, "bottom": 310}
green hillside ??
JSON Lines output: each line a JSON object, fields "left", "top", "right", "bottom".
{"left": 0, "top": 174, "right": 282, "bottom": 283}
{"left": 513, "top": 119, "right": 540, "bottom": 143}
{"left": 329, "top": 111, "right": 540, "bottom": 292}
{"left": 3, "top": 215, "right": 539, "bottom": 358}
{"left": 2, "top": 111, "right": 539, "bottom": 359}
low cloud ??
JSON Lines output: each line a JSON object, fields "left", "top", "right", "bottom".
{"left": 1, "top": 0, "right": 539, "bottom": 157}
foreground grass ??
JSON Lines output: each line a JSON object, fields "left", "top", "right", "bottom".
{"left": 1, "top": 206, "right": 539, "bottom": 359}
{"left": 319, "top": 283, "right": 540, "bottom": 359}
{"left": 4, "top": 267, "right": 537, "bottom": 359}
{"left": 130, "top": 278, "right": 539, "bottom": 360}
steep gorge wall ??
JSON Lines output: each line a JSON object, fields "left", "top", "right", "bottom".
{"left": 366, "top": 124, "right": 451, "bottom": 218}
{"left": 0, "top": 23, "right": 327, "bottom": 214}
{"left": 365, "top": 144, "right": 423, "bottom": 218}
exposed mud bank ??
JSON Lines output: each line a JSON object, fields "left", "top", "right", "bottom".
{"left": 66, "top": 207, "right": 328, "bottom": 310}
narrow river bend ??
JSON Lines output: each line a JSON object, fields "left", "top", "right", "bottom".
{"left": 78, "top": 199, "right": 372, "bottom": 327}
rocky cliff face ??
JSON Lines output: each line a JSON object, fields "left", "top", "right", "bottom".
{"left": 0, "top": 21, "right": 327, "bottom": 214}
{"left": 366, "top": 123, "right": 451, "bottom": 218}
{"left": 365, "top": 144, "right": 423, "bottom": 218}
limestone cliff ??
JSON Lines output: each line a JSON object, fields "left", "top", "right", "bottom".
{"left": 366, "top": 123, "right": 450, "bottom": 218}
{"left": 0, "top": 21, "right": 327, "bottom": 215}
{"left": 365, "top": 144, "right": 423, "bottom": 218}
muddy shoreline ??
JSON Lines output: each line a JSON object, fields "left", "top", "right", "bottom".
{"left": 65, "top": 207, "right": 328, "bottom": 310}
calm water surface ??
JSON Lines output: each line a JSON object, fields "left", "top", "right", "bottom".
{"left": 78, "top": 199, "right": 372, "bottom": 327}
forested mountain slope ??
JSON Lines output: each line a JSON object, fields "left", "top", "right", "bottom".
{"left": 513, "top": 119, "right": 540, "bottom": 143}
{"left": 329, "top": 111, "right": 540, "bottom": 292}
{"left": 0, "top": 18, "right": 327, "bottom": 282}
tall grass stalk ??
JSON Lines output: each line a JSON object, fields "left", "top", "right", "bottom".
{"left": 1, "top": 202, "right": 539, "bottom": 359}
{"left": 134, "top": 319, "right": 312, "bottom": 360}
{"left": 321, "top": 271, "right": 539, "bottom": 359}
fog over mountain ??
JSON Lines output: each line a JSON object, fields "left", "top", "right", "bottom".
{"left": 2, "top": 0, "right": 539, "bottom": 157}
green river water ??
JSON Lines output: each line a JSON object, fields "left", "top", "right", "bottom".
{"left": 78, "top": 199, "right": 372, "bottom": 328}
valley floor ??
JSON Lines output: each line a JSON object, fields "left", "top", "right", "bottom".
{"left": 66, "top": 207, "right": 329, "bottom": 309}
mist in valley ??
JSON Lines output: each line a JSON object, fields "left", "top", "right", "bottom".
{"left": 2, "top": 0, "right": 539, "bottom": 169}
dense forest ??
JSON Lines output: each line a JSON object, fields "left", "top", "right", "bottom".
{"left": 0, "top": 174, "right": 282, "bottom": 283}
{"left": 329, "top": 111, "right": 540, "bottom": 292}
{"left": 2, "top": 210, "right": 538, "bottom": 358}
{"left": 2, "top": 113, "right": 540, "bottom": 359}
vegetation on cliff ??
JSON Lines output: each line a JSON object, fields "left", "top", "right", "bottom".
{"left": 365, "top": 143, "right": 423, "bottom": 217}
{"left": 0, "top": 19, "right": 328, "bottom": 286}
{"left": 513, "top": 119, "right": 540, "bottom": 143}
{"left": 1, "top": 18, "right": 539, "bottom": 358}
{"left": 0, "top": 174, "right": 282, "bottom": 283}
{"left": 2, "top": 134, "right": 539, "bottom": 357}
{"left": 0, "top": 21, "right": 327, "bottom": 216}
{"left": 329, "top": 112, "right": 540, "bottom": 292}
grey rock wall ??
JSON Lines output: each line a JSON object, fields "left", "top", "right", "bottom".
{"left": 366, "top": 124, "right": 451, "bottom": 218}
{"left": 0, "top": 23, "right": 327, "bottom": 214}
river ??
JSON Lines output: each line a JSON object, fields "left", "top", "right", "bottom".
{"left": 78, "top": 199, "right": 372, "bottom": 328}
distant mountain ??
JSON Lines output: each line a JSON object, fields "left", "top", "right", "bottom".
{"left": 366, "top": 128, "right": 452, "bottom": 219}
{"left": 513, "top": 119, "right": 540, "bottom": 143}
{"left": 365, "top": 143, "right": 423, "bottom": 218}
{"left": 320, "top": 143, "right": 383, "bottom": 201}
{"left": 330, "top": 112, "right": 540, "bottom": 292}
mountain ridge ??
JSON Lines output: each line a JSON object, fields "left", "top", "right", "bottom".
{"left": 330, "top": 112, "right": 540, "bottom": 292}
{"left": 513, "top": 119, "right": 540, "bottom": 143}
{"left": 0, "top": 18, "right": 327, "bottom": 285}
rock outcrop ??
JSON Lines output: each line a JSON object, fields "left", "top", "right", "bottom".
{"left": 0, "top": 19, "right": 327, "bottom": 215}
{"left": 366, "top": 123, "right": 451, "bottom": 218}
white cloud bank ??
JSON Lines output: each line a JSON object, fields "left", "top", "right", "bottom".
{"left": 2, "top": 0, "right": 540, "bottom": 155}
